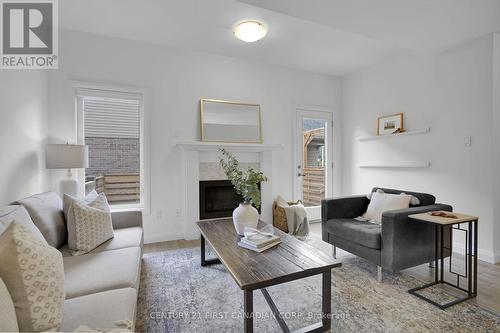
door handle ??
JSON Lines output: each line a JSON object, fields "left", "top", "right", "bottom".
{"left": 297, "top": 173, "right": 305, "bottom": 177}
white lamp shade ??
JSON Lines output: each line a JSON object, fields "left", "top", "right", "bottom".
{"left": 46, "top": 144, "right": 89, "bottom": 169}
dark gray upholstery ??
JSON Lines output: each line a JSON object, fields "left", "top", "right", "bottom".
{"left": 381, "top": 204, "right": 452, "bottom": 272}
{"left": 330, "top": 234, "right": 381, "bottom": 265}
{"left": 325, "top": 219, "right": 381, "bottom": 249}
{"left": 321, "top": 195, "right": 369, "bottom": 220}
{"left": 322, "top": 188, "right": 452, "bottom": 273}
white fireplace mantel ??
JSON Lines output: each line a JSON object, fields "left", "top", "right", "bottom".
{"left": 177, "top": 141, "right": 282, "bottom": 240}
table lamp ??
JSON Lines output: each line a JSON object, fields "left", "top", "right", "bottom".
{"left": 46, "top": 144, "right": 89, "bottom": 197}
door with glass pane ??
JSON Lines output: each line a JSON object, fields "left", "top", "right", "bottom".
{"left": 295, "top": 108, "right": 334, "bottom": 221}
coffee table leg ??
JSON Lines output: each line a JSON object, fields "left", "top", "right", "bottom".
{"left": 200, "top": 235, "right": 221, "bottom": 267}
{"left": 434, "top": 224, "right": 439, "bottom": 283}
{"left": 473, "top": 220, "right": 478, "bottom": 295}
{"left": 244, "top": 289, "right": 253, "bottom": 333}
{"left": 322, "top": 271, "right": 332, "bottom": 330}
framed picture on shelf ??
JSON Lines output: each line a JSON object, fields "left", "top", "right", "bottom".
{"left": 377, "top": 113, "right": 404, "bottom": 136}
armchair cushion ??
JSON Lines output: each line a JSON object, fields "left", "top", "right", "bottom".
{"left": 325, "top": 218, "right": 381, "bottom": 249}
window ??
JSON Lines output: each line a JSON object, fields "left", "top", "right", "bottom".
{"left": 76, "top": 86, "right": 144, "bottom": 208}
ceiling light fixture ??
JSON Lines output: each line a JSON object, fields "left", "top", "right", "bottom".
{"left": 233, "top": 21, "right": 267, "bottom": 43}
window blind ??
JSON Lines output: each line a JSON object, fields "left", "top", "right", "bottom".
{"left": 83, "top": 97, "right": 140, "bottom": 138}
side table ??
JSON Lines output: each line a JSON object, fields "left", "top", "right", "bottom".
{"left": 408, "top": 212, "right": 478, "bottom": 309}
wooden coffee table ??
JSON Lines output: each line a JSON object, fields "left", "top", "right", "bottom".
{"left": 196, "top": 218, "right": 341, "bottom": 333}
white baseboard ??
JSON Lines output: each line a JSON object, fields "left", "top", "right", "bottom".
{"left": 144, "top": 230, "right": 186, "bottom": 244}
{"left": 452, "top": 241, "right": 499, "bottom": 264}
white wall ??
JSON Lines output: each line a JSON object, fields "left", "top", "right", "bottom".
{"left": 48, "top": 29, "right": 341, "bottom": 243}
{"left": 0, "top": 71, "right": 48, "bottom": 204}
{"left": 342, "top": 35, "right": 498, "bottom": 263}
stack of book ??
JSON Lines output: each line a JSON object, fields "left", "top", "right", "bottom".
{"left": 238, "top": 232, "right": 281, "bottom": 252}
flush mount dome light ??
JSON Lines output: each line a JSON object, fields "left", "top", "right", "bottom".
{"left": 233, "top": 21, "right": 267, "bottom": 43}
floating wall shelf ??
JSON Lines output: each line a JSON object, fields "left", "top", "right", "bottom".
{"left": 359, "top": 162, "right": 431, "bottom": 169}
{"left": 358, "top": 127, "right": 431, "bottom": 142}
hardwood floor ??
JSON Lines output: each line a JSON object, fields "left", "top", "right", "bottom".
{"left": 144, "top": 222, "right": 500, "bottom": 314}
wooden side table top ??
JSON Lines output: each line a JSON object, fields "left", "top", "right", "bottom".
{"left": 409, "top": 212, "right": 478, "bottom": 225}
{"left": 196, "top": 218, "right": 341, "bottom": 290}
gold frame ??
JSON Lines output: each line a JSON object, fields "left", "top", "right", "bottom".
{"left": 200, "top": 98, "right": 263, "bottom": 143}
{"left": 377, "top": 113, "right": 404, "bottom": 136}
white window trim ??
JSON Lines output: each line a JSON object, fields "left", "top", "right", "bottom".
{"left": 72, "top": 80, "right": 150, "bottom": 213}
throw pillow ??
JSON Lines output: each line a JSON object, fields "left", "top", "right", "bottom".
{"left": 0, "top": 222, "right": 64, "bottom": 332}
{"left": 0, "top": 277, "right": 19, "bottom": 332}
{"left": 63, "top": 190, "right": 99, "bottom": 220}
{"left": 367, "top": 189, "right": 420, "bottom": 206}
{"left": 66, "top": 193, "right": 114, "bottom": 255}
{"left": 362, "top": 191, "right": 411, "bottom": 224}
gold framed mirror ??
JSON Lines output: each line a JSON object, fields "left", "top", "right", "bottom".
{"left": 200, "top": 99, "right": 262, "bottom": 143}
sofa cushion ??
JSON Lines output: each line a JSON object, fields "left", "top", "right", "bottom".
{"left": 60, "top": 288, "right": 136, "bottom": 332}
{"left": 0, "top": 222, "right": 65, "bottom": 332}
{"left": 14, "top": 192, "right": 66, "bottom": 248}
{"left": 0, "top": 205, "right": 45, "bottom": 242}
{"left": 0, "top": 278, "right": 19, "bottom": 332}
{"left": 63, "top": 247, "right": 141, "bottom": 299}
{"left": 326, "top": 218, "right": 381, "bottom": 249}
{"left": 372, "top": 187, "right": 436, "bottom": 207}
{"left": 59, "top": 227, "right": 143, "bottom": 257}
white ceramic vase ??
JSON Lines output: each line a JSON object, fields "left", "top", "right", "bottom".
{"left": 232, "top": 203, "right": 259, "bottom": 235}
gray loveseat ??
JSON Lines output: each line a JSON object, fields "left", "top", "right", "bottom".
{"left": 321, "top": 187, "right": 452, "bottom": 282}
{"left": 0, "top": 192, "right": 143, "bottom": 331}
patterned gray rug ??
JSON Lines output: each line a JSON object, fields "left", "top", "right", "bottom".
{"left": 136, "top": 240, "right": 499, "bottom": 333}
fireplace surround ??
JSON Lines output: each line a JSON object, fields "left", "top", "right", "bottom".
{"left": 177, "top": 141, "right": 282, "bottom": 239}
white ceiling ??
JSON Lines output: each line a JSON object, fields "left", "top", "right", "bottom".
{"left": 238, "top": 0, "right": 500, "bottom": 52}
{"left": 60, "top": 0, "right": 500, "bottom": 76}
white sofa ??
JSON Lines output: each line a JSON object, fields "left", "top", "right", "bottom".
{"left": 0, "top": 192, "right": 143, "bottom": 331}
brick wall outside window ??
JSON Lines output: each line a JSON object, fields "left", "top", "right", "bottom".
{"left": 85, "top": 137, "right": 139, "bottom": 177}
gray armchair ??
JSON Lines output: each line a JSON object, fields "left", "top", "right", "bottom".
{"left": 321, "top": 187, "right": 452, "bottom": 282}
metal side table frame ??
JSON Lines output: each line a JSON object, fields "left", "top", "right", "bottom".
{"left": 408, "top": 213, "right": 478, "bottom": 309}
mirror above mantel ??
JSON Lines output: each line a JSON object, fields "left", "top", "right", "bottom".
{"left": 200, "top": 99, "right": 262, "bottom": 143}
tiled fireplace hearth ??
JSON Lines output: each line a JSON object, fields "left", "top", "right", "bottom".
{"left": 177, "top": 142, "right": 282, "bottom": 239}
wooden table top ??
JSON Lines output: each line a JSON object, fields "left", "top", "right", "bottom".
{"left": 196, "top": 219, "right": 341, "bottom": 290}
{"left": 409, "top": 212, "right": 478, "bottom": 225}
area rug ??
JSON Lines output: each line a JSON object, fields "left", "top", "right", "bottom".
{"left": 136, "top": 240, "right": 499, "bottom": 333}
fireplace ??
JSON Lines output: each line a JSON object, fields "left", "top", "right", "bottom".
{"left": 199, "top": 180, "right": 260, "bottom": 220}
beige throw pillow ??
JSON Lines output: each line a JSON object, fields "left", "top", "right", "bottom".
{"left": 362, "top": 191, "right": 411, "bottom": 224}
{"left": 367, "top": 189, "right": 420, "bottom": 206}
{"left": 0, "top": 278, "right": 19, "bottom": 332}
{"left": 63, "top": 190, "right": 99, "bottom": 220}
{"left": 66, "top": 193, "right": 114, "bottom": 255}
{"left": 0, "top": 222, "right": 64, "bottom": 332}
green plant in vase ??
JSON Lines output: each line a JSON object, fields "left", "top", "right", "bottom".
{"left": 219, "top": 148, "right": 267, "bottom": 235}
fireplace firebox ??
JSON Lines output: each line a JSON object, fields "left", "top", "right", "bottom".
{"left": 199, "top": 180, "right": 260, "bottom": 220}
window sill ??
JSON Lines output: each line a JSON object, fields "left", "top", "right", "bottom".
{"left": 110, "top": 204, "right": 144, "bottom": 213}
